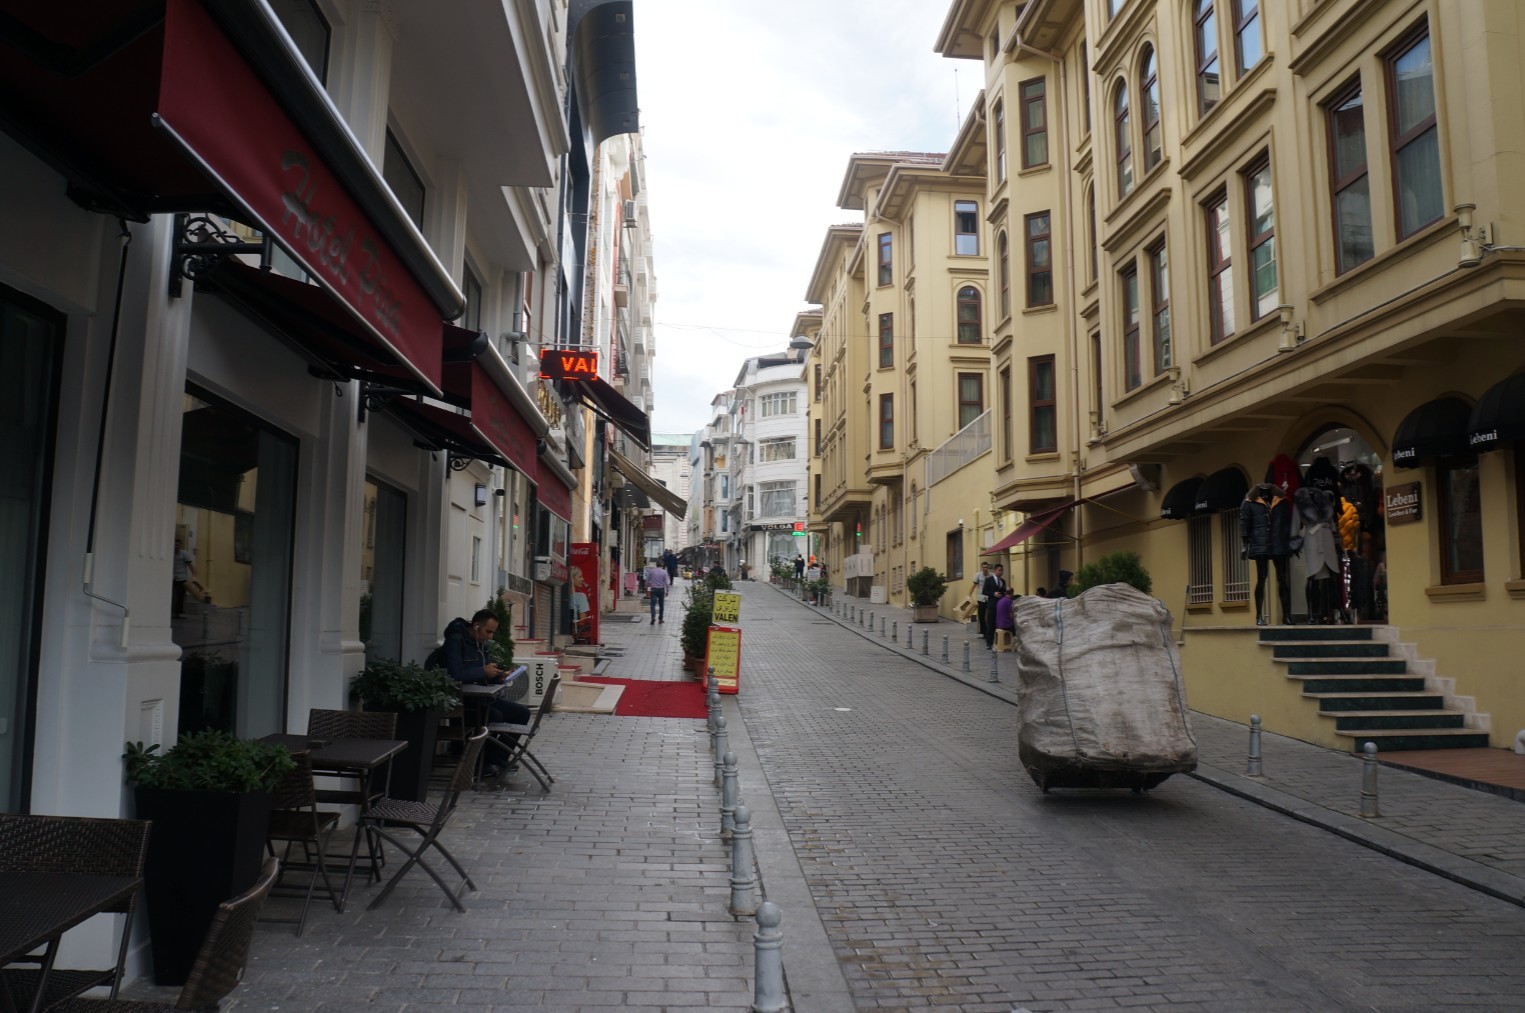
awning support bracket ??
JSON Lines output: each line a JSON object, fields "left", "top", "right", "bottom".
{"left": 169, "top": 213, "right": 271, "bottom": 297}
{"left": 358, "top": 381, "right": 415, "bottom": 424}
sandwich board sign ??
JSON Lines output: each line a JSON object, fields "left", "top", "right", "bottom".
{"left": 712, "top": 591, "right": 742, "bottom": 624}
{"left": 705, "top": 625, "right": 742, "bottom": 694}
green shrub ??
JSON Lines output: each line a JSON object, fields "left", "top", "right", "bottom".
{"left": 906, "top": 566, "right": 950, "bottom": 607}
{"left": 680, "top": 582, "right": 715, "bottom": 658}
{"left": 483, "top": 587, "right": 515, "bottom": 664}
{"left": 350, "top": 656, "right": 461, "bottom": 713}
{"left": 1068, "top": 551, "right": 1152, "bottom": 596}
{"left": 123, "top": 730, "right": 295, "bottom": 793}
{"left": 703, "top": 569, "right": 733, "bottom": 591}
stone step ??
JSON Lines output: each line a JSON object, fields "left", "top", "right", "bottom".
{"left": 1271, "top": 642, "right": 1390, "bottom": 659}
{"left": 1281, "top": 659, "right": 1409, "bottom": 675}
{"left": 1257, "top": 626, "right": 1374, "bottom": 643}
{"left": 1304, "top": 692, "right": 1445, "bottom": 712}
{"left": 1288, "top": 674, "right": 1428, "bottom": 694}
{"left": 1325, "top": 710, "right": 1469, "bottom": 731}
{"left": 1334, "top": 727, "right": 1492, "bottom": 751}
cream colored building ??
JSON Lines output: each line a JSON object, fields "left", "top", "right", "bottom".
{"left": 921, "top": 0, "right": 1525, "bottom": 749}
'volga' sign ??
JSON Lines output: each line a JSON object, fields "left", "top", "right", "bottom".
{"left": 1385, "top": 481, "right": 1422, "bottom": 525}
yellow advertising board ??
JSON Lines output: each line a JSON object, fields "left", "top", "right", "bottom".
{"left": 712, "top": 591, "right": 742, "bottom": 625}
{"left": 705, "top": 625, "right": 742, "bottom": 694}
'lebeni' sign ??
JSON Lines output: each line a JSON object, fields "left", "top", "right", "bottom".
{"left": 1385, "top": 481, "right": 1422, "bottom": 525}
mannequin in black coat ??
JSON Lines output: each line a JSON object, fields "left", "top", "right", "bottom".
{"left": 1241, "top": 483, "right": 1293, "bottom": 625}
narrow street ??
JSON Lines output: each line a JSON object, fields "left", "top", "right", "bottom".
{"left": 731, "top": 583, "right": 1525, "bottom": 1012}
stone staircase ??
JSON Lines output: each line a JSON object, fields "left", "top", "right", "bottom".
{"left": 1260, "top": 626, "right": 1490, "bottom": 751}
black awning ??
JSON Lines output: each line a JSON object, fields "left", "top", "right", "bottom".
{"left": 1194, "top": 467, "right": 1248, "bottom": 513}
{"left": 1392, "top": 396, "right": 1472, "bottom": 469}
{"left": 573, "top": 376, "right": 651, "bottom": 451}
{"left": 1467, "top": 374, "right": 1525, "bottom": 453}
{"left": 380, "top": 398, "right": 508, "bottom": 469}
{"left": 1159, "top": 476, "right": 1205, "bottom": 520}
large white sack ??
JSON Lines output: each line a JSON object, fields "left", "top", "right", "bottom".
{"left": 1014, "top": 584, "right": 1197, "bottom": 789}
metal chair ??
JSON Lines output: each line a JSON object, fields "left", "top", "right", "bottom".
{"left": 49, "top": 857, "right": 278, "bottom": 1012}
{"left": 306, "top": 707, "right": 399, "bottom": 894}
{"left": 262, "top": 752, "right": 342, "bottom": 935}
{"left": 485, "top": 674, "right": 560, "bottom": 792}
{"left": 0, "top": 814, "right": 150, "bottom": 1009}
{"left": 361, "top": 728, "right": 486, "bottom": 912}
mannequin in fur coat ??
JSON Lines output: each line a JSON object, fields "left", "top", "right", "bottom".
{"left": 1292, "top": 486, "right": 1341, "bottom": 622}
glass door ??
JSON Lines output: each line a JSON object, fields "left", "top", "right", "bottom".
{"left": 360, "top": 478, "right": 406, "bottom": 665}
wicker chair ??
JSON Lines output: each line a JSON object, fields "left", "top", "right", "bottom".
{"left": 0, "top": 814, "right": 150, "bottom": 1009}
{"left": 485, "top": 674, "right": 560, "bottom": 792}
{"left": 361, "top": 728, "right": 486, "bottom": 912}
{"left": 49, "top": 857, "right": 278, "bottom": 1012}
{"left": 262, "top": 752, "right": 341, "bottom": 935}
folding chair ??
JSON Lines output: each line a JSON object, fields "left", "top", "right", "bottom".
{"left": 361, "top": 728, "right": 486, "bottom": 912}
{"left": 485, "top": 674, "right": 560, "bottom": 792}
{"left": 0, "top": 814, "right": 150, "bottom": 1010}
{"left": 262, "top": 751, "right": 342, "bottom": 935}
{"left": 306, "top": 707, "right": 399, "bottom": 894}
{"left": 49, "top": 858, "right": 278, "bottom": 1012}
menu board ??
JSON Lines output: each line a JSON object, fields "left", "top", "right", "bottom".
{"left": 712, "top": 591, "right": 742, "bottom": 624}
{"left": 705, "top": 626, "right": 743, "bottom": 694}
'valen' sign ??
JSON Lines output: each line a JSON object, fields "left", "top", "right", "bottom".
{"left": 539, "top": 349, "right": 600, "bottom": 380}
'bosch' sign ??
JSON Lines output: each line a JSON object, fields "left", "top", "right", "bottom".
{"left": 539, "top": 349, "right": 600, "bottom": 380}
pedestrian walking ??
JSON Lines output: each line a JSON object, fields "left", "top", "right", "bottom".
{"left": 663, "top": 547, "right": 678, "bottom": 582}
{"left": 793, "top": 554, "right": 805, "bottom": 580}
{"left": 970, "top": 561, "right": 992, "bottom": 636}
{"left": 644, "top": 557, "right": 671, "bottom": 624}
{"left": 983, "top": 563, "right": 1007, "bottom": 648}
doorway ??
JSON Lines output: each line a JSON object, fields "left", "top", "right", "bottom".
{"left": 361, "top": 478, "right": 406, "bottom": 666}
{"left": 1294, "top": 425, "right": 1387, "bottom": 622}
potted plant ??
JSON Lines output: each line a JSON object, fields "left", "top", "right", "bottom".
{"left": 350, "top": 657, "right": 460, "bottom": 802}
{"left": 124, "top": 731, "right": 294, "bottom": 985}
{"left": 1066, "top": 551, "right": 1152, "bottom": 596}
{"left": 907, "top": 566, "right": 950, "bottom": 622}
{"left": 680, "top": 582, "right": 714, "bottom": 674}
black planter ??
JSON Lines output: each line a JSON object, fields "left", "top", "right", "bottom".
{"left": 375, "top": 706, "right": 440, "bottom": 803}
{"left": 133, "top": 786, "right": 272, "bottom": 985}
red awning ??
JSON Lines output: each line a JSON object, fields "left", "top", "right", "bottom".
{"left": 537, "top": 462, "right": 574, "bottom": 524}
{"left": 439, "top": 360, "right": 539, "bottom": 479}
{"left": 381, "top": 398, "right": 508, "bottom": 470}
{"left": 982, "top": 502, "right": 1074, "bottom": 555}
{"left": 0, "top": 0, "right": 461, "bottom": 394}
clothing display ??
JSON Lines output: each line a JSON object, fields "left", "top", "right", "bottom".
{"left": 1304, "top": 456, "right": 1341, "bottom": 494}
{"left": 1291, "top": 487, "right": 1341, "bottom": 579}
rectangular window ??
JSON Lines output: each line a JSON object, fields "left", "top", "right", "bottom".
{"left": 1121, "top": 265, "right": 1141, "bottom": 391}
{"left": 879, "top": 394, "right": 894, "bottom": 450}
{"left": 814, "top": 474, "right": 822, "bottom": 509}
{"left": 760, "top": 392, "right": 798, "bottom": 416}
{"left": 1220, "top": 509, "right": 1249, "bottom": 602}
{"left": 878, "top": 312, "right": 893, "bottom": 368}
{"left": 954, "top": 200, "right": 980, "bottom": 255}
{"left": 814, "top": 419, "right": 822, "bottom": 456}
{"left": 910, "top": 380, "right": 918, "bottom": 443}
{"left": 1025, "top": 211, "right": 1053, "bottom": 307}
{"left": 1148, "top": 241, "right": 1171, "bottom": 375}
{"left": 1091, "top": 332, "right": 1103, "bottom": 424}
{"left": 1439, "top": 455, "right": 1483, "bottom": 584}
{"left": 877, "top": 232, "right": 892, "bottom": 286}
{"left": 1000, "top": 366, "right": 1013, "bottom": 462}
{"left": 272, "top": 0, "right": 330, "bottom": 83}
{"left": 946, "top": 529, "right": 964, "bottom": 581}
{"left": 1206, "top": 191, "right": 1235, "bottom": 343}
{"left": 1020, "top": 78, "right": 1048, "bottom": 168}
{"left": 471, "top": 535, "right": 482, "bottom": 584}
{"left": 814, "top": 363, "right": 821, "bottom": 400}
{"left": 1195, "top": 0, "right": 1221, "bottom": 116}
{"left": 956, "top": 286, "right": 982, "bottom": 344}
{"left": 1029, "top": 356, "right": 1056, "bottom": 454}
{"left": 993, "top": 100, "right": 1007, "bottom": 182}
{"left": 1187, "top": 513, "right": 1213, "bottom": 604}
{"left": 383, "top": 130, "right": 425, "bottom": 229}
{"left": 1328, "top": 81, "right": 1374, "bottom": 273}
{"left": 759, "top": 438, "right": 796, "bottom": 462}
{"left": 759, "top": 481, "right": 797, "bottom": 517}
{"left": 1115, "top": 86, "right": 1133, "bottom": 198}
{"left": 1233, "top": 0, "right": 1262, "bottom": 77}
{"left": 1387, "top": 27, "right": 1443, "bottom": 238}
{"left": 958, "top": 373, "right": 985, "bottom": 430}
{"left": 462, "top": 265, "right": 482, "bottom": 332}
{"left": 1244, "top": 158, "right": 1277, "bottom": 321}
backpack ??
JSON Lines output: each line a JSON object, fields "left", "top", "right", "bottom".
{"left": 423, "top": 645, "right": 446, "bottom": 671}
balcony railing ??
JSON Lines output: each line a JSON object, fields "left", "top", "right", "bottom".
{"left": 924, "top": 409, "right": 991, "bottom": 488}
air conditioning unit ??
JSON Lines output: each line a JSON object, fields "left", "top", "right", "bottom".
{"left": 622, "top": 200, "right": 637, "bottom": 226}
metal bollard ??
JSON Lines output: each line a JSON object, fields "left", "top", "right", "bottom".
{"left": 1246, "top": 715, "right": 1263, "bottom": 777}
{"left": 891, "top": 620, "right": 898, "bottom": 642}
{"left": 862, "top": 609, "right": 868, "bottom": 629}
{"left": 879, "top": 617, "right": 885, "bottom": 637}
{"left": 729, "top": 803, "right": 759, "bottom": 915}
{"left": 921, "top": 630, "right": 929, "bottom": 656}
{"left": 941, "top": 636, "right": 949, "bottom": 663}
{"left": 714, "top": 716, "right": 729, "bottom": 788}
{"left": 752, "top": 902, "right": 786, "bottom": 1013}
{"left": 721, "top": 751, "right": 739, "bottom": 839}
{"left": 988, "top": 647, "right": 1000, "bottom": 683}
{"left": 961, "top": 641, "right": 971, "bottom": 672}
{"left": 1360, "top": 741, "right": 1381, "bottom": 818}
{"left": 708, "top": 691, "right": 721, "bottom": 748}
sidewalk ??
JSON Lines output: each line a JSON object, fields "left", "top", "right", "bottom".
{"left": 770, "top": 581, "right": 1525, "bottom": 908}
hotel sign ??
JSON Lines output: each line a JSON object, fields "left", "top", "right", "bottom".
{"left": 1385, "top": 482, "right": 1422, "bottom": 525}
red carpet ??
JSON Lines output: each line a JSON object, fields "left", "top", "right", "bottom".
{"left": 580, "top": 677, "right": 708, "bottom": 718}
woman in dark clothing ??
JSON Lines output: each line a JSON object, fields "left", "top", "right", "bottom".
{"left": 1241, "top": 483, "right": 1294, "bottom": 626}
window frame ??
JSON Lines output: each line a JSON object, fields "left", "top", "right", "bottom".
{"left": 998, "top": 232, "right": 1011, "bottom": 319}
{"left": 956, "top": 286, "right": 983, "bottom": 344}
{"left": 877, "top": 312, "right": 894, "bottom": 369}
{"left": 999, "top": 366, "right": 1013, "bottom": 462}
{"left": 1232, "top": 0, "right": 1263, "bottom": 78}
{"left": 877, "top": 232, "right": 893, "bottom": 286}
{"left": 1385, "top": 24, "right": 1443, "bottom": 240}
{"left": 1140, "top": 46, "right": 1162, "bottom": 172}
{"left": 993, "top": 100, "right": 1007, "bottom": 183}
{"left": 1194, "top": 0, "right": 1221, "bottom": 117}
{"left": 383, "top": 129, "right": 426, "bottom": 230}
{"left": 1243, "top": 154, "right": 1277, "bottom": 322}
{"left": 1114, "top": 82, "right": 1133, "bottom": 199}
{"left": 878, "top": 393, "right": 894, "bottom": 451}
{"left": 1326, "top": 78, "right": 1374, "bottom": 275}
{"left": 1187, "top": 512, "right": 1214, "bottom": 604}
{"left": 1028, "top": 355, "right": 1057, "bottom": 454}
{"left": 1025, "top": 211, "right": 1053, "bottom": 308}
{"left": 954, "top": 200, "right": 980, "bottom": 255}
{"left": 1020, "top": 77, "right": 1049, "bottom": 169}
{"left": 957, "top": 372, "right": 985, "bottom": 431}
{"left": 1205, "top": 189, "right": 1235, "bottom": 344}
{"left": 946, "top": 529, "right": 964, "bottom": 582}
{"left": 1147, "top": 238, "right": 1171, "bottom": 376}
{"left": 1120, "top": 263, "right": 1141, "bottom": 391}
{"left": 1438, "top": 454, "right": 1484, "bottom": 585}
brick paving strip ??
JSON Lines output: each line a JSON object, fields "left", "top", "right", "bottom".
{"left": 769, "top": 581, "right": 1525, "bottom": 908}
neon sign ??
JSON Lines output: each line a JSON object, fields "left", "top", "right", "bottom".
{"left": 539, "top": 349, "right": 600, "bottom": 380}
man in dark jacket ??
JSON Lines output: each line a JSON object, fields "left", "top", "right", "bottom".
{"left": 441, "top": 609, "right": 530, "bottom": 778}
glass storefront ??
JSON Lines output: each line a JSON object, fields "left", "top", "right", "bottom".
{"left": 1293, "top": 425, "right": 1387, "bottom": 622}
{"left": 360, "top": 478, "right": 407, "bottom": 666}
{"left": 173, "top": 390, "right": 296, "bottom": 738}
{"left": 0, "top": 285, "right": 62, "bottom": 812}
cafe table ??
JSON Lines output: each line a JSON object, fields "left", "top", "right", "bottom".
{"left": 0, "top": 872, "right": 140, "bottom": 1013}
{"left": 257, "top": 733, "right": 407, "bottom": 910}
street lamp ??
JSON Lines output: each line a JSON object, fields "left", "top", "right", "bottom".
{"left": 788, "top": 335, "right": 814, "bottom": 357}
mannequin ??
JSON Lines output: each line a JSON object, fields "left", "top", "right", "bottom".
{"left": 1240, "top": 483, "right": 1293, "bottom": 626}
{"left": 1292, "top": 486, "right": 1341, "bottom": 623}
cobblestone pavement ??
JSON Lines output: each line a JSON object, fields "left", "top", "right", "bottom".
{"left": 740, "top": 582, "right": 1525, "bottom": 1011}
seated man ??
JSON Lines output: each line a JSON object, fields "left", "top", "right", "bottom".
{"left": 442, "top": 609, "right": 531, "bottom": 779}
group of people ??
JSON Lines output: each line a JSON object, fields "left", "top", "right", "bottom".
{"left": 968, "top": 562, "right": 1075, "bottom": 649}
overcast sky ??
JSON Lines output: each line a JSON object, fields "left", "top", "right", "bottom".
{"left": 634, "top": 0, "right": 972, "bottom": 437}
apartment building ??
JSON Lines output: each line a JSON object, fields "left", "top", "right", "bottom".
{"left": 730, "top": 352, "right": 810, "bottom": 573}
{"left": 929, "top": 0, "right": 1525, "bottom": 746}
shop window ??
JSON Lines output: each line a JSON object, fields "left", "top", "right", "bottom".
{"left": 1195, "top": 0, "right": 1221, "bottom": 115}
{"left": 383, "top": 129, "right": 425, "bottom": 230}
{"left": 1327, "top": 80, "right": 1374, "bottom": 273}
{"left": 1020, "top": 77, "right": 1048, "bottom": 169}
{"left": 1205, "top": 190, "right": 1235, "bottom": 342}
{"left": 1387, "top": 25, "right": 1443, "bottom": 239}
{"left": 1220, "top": 509, "right": 1249, "bottom": 602}
{"left": 1029, "top": 356, "right": 1056, "bottom": 454}
{"left": 957, "top": 286, "right": 982, "bottom": 343}
{"left": 955, "top": 201, "right": 980, "bottom": 255}
{"left": 1026, "top": 211, "right": 1053, "bottom": 307}
{"left": 947, "top": 529, "right": 964, "bottom": 581}
{"left": 1187, "top": 514, "right": 1213, "bottom": 604}
{"left": 1438, "top": 455, "right": 1483, "bottom": 584}
{"left": 878, "top": 313, "right": 893, "bottom": 368}
{"left": 1140, "top": 47, "right": 1162, "bottom": 172}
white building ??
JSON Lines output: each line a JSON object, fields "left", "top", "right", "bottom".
{"left": 730, "top": 351, "right": 810, "bottom": 575}
{"left": 647, "top": 434, "right": 693, "bottom": 555}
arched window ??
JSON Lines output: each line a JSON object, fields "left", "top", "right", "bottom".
{"left": 956, "top": 286, "right": 982, "bottom": 343}
{"left": 998, "top": 233, "right": 1011, "bottom": 319}
{"left": 1114, "top": 82, "right": 1133, "bottom": 198}
{"left": 1195, "top": 0, "right": 1221, "bottom": 115}
{"left": 1140, "top": 46, "right": 1161, "bottom": 171}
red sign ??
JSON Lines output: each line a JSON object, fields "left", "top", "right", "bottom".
{"left": 642, "top": 515, "right": 664, "bottom": 532}
{"left": 156, "top": 0, "right": 445, "bottom": 393}
{"left": 539, "top": 349, "right": 600, "bottom": 380}
{"left": 538, "top": 472, "right": 572, "bottom": 524}
{"left": 570, "top": 542, "right": 600, "bottom": 645}
{"left": 469, "top": 364, "right": 537, "bottom": 477}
